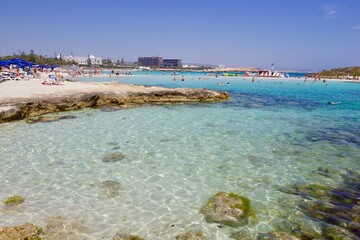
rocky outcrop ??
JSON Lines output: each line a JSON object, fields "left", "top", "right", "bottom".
{"left": 0, "top": 89, "right": 229, "bottom": 123}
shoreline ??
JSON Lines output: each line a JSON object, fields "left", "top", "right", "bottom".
{"left": 74, "top": 73, "right": 360, "bottom": 83}
{"left": 0, "top": 79, "right": 229, "bottom": 123}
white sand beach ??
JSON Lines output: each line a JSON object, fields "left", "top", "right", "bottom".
{"left": 0, "top": 78, "right": 167, "bottom": 102}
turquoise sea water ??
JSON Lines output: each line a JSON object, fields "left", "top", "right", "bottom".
{"left": 0, "top": 74, "right": 359, "bottom": 239}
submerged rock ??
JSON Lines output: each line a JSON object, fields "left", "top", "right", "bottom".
{"left": 258, "top": 231, "right": 300, "bottom": 240}
{"left": 175, "top": 230, "right": 208, "bottom": 240}
{"left": 280, "top": 170, "right": 360, "bottom": 239}
{"left": 290, "top": 221, "right": 322, "bottom": 240}
{"left": 26, "top": 115, "right": 76, "bottom": 124}
{"left": 113, "top": 233, "right": 144, "bottom": 240}
{"left": 26, "top": 116, "right": 60, "bottom": 124}
{"left": 306, "top": 127, "right": 360, "bottom": 146}
{"left": 42, "top": 216, "right": 89, "bottom": 240}
{"left": 59, "top": 115, "right": 77, "bottom": 120}
{"left": 100, "top": 105, "right": 124, "bottom": 112}
{"left": 279, "top": 183, "right": 333, "bottom": 200}
{"left": 199, "top": 192, "right": 254, "bottom": 227}
{"left": 3, "top": 196, "right": 25, "bottom": 207}
{"left": 322, "top": 225, "right": 360, "bottom": 240}
{"left": 0, "top": 223, "right": 42, "bottom": 240}
{"left": 101, "top": 180, "right": 122, "bottom": 198}
{"left": 229, "top": 227, "right": 254, "bottom": 240}
{"left": 102, "top": 152, "right": 126, "bottom": 163}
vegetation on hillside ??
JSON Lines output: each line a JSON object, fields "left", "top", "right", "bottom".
{"left": 318, "top": 66, "right": 360, "bottom": 76}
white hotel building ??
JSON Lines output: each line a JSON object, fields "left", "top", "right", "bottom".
{"left": 59, "top": 54, "right": 103, "bottom": 65}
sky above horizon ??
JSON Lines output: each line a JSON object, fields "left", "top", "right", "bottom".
{"left": 1, "top": 0, "right": 359, "bottom": 71}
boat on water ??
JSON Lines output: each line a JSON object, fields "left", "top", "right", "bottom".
{"left": 222, "top": 72, "right": 238, "bottom": 77}
{"left": 135, "top": 66, "right": 151, "bottom": 71}
{"left": 243, "top": 70, "right": 286, "bottom": 78}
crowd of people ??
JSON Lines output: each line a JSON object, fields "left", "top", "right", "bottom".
{"left": 0, "top": 64, "right": 66, "bottom": 83}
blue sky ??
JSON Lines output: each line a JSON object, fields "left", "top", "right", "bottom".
{"left": 1, "top": 0, "right": 359, "bottom": 71}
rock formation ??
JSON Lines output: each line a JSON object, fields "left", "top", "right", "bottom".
{"left": 200, "top": 192, "right": 254, "bottom": 227}
{"left": 0, "top": 87, "right": 229, "bottom": 123}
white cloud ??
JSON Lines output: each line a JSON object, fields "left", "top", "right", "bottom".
{"left": 353, "top": 24, "right": 360, "bottom": 30}
{"left": 322, "top": 4, "right": 338, "bottom": 18}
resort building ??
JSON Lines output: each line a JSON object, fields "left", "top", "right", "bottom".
{"left": 163, "top": 59, "right": 182, "bottom": 68}
{"left": 60, "top": 54, "right": 103, "bottom": 66}
{"left": 138, "top": 56, "right": 182, "bottom": 68}
{"left": 138, "top": 57, "right": 163, "bottom": 68}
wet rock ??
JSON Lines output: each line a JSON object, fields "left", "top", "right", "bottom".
{"left": 0, "top": 223, "right": 42, "bottom": 240}
{"left": 113, "top": 233, "right": 144, "bottom": 240}
{"left": 101, "top": 180, "right": 122, "bottom": 198}
{"left": 230, "top": 227, "right": 254, "bottom": 240}
{"left": 3, "top": 196, "right": 24, "bottom": 207}
{"left": 103, "top": 152, "right": 125, "bottom": 163}
{"left": 200, "top": 192, "right": 254, "bottom": 227}
{"left": 175, "top": 230, "right": 207, "bottom": 240}
{"left": 0, "top": 105, "right": 21, "bottom": 123}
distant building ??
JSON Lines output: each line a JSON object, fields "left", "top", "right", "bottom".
{"left": 163, "top": 59, "right": 182, "bottom": 68}
{"left": 60, "top": 54, "right": 103, "bottom": 66}
{"left": 138, "top": 56, "right": 182, "bottom": 68}
{"left": 102, "top": 58, "right": 112, "bottom": 66}
{"left": 138, "top": 57, "right": 163, "bottom": 67}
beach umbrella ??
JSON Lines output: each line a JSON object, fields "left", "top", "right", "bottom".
{"left": 6, "top": 59, "right": 34, "bottom": 68}
{"left": 0, "top": 60, "right": 8, "bottom": 66}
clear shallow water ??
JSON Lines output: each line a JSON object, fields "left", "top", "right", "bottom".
{"left": 0, "top": 75, "right": 359, "bottom": 239}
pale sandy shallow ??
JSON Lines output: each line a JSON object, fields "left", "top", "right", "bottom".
{"left": 0, "top": 78, "right": 172, "bottom": 102}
